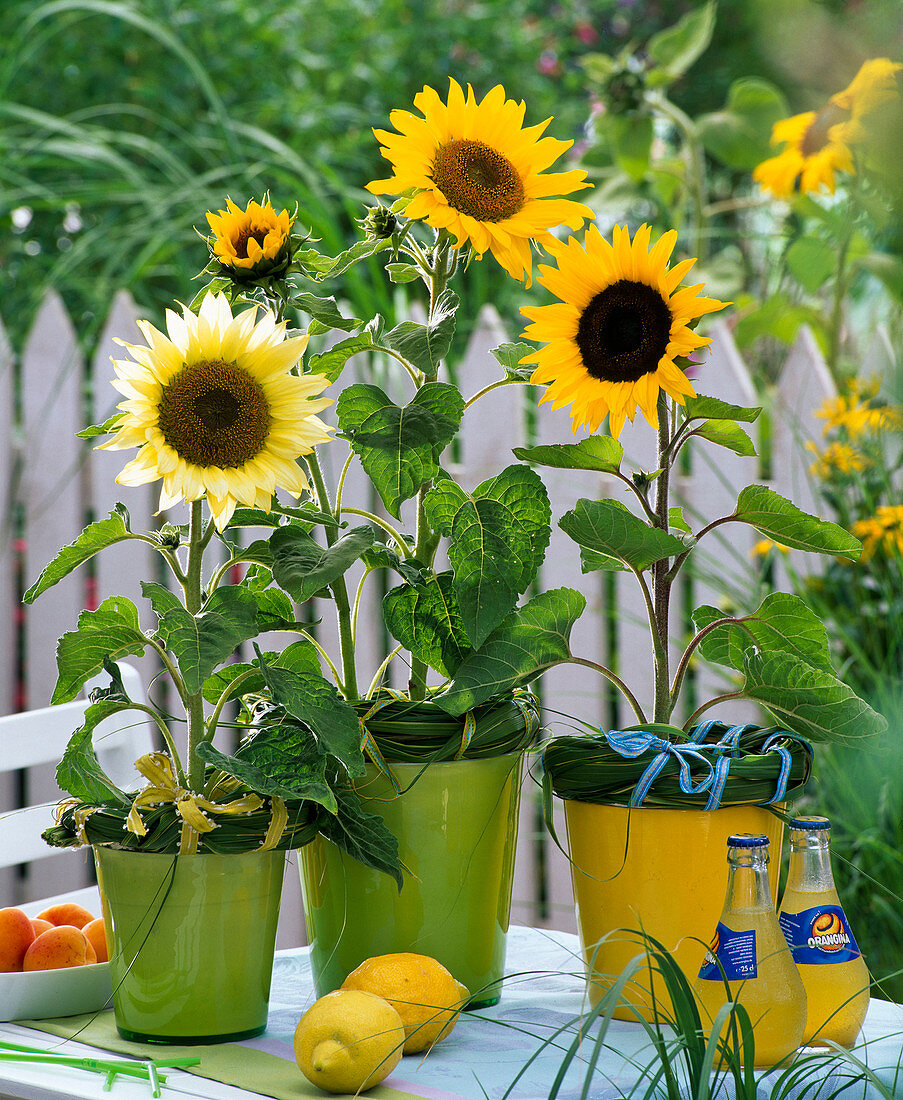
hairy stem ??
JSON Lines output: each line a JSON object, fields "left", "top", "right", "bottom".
{"left": 184, "top": 500, "right": 207, "bottom": 791}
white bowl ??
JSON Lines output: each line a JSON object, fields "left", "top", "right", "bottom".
{"left": 0, "top": 962, "right": 112, "bottom": 1022}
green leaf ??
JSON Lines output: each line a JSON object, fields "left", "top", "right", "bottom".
{"left": 160, "top": 587, "right": 259, "bottom": 696}
{"left": 383, "top": 289, "right": 457, "bottom": 375}
{"left": 693, "top": 593, "right": 835, "bottom": 675}
{"left": 307, "top": 236, "right": 392, "bottom": 279}
{"left": 24, "top": 505, "right": 138, "bottom": 602}
{"left": 669, "top": 507, "right": 692, "bottom": 534}
{"left": 607, "top": 113, "right": 654, "bottom": 182}
{"left": 682, "top": 395, "right": 762, "bottom": 424}
{"left": 201, "top": 641, "right": 322, "bottom": 705}
{"left": 337, "top": 383, "right": 463, "bottom": 516}
{"left": 140, "top": 581, "right": 182, "bottom": 632}
{"left": 647, "top": 0, "right": 715, "bottom": 79}
{"left": 449, "top": 465, "right": 551, "bottom": 646}
{"left": 253, "top": 586, "right": 298, "bottom": 632}
{"left": 423, "top": 475, "right": 468, "bottom": 537}
{"left": 76, "top": 414, "right": 123, "bottom": 439}
{"left": 56, "top": 717, "right": 132, "bottom": 806}
{"left": 197, "top": 726, "right": 337, "bottom": 812}
{"left": 385, "top": 262, "right": 421, "bottom": 284}
{"left": 560, "top": 499, "right": 686, "bottom": 572}
{"left": 256, "top": 655, "right": 365, "bottom": 778}
{"left": 734, "top": 295, "right": 825, "bottom": 350}
{"left": 292, "top": 292, "right": 359, "bottom": 332}
{"left": 53, "top": 597, "right": 148, "bottom": 704}
{"left": 854, "top": 252, "right": 903, "bottom": 302}
{"left": 697, "top": 78, "right": 788, "bottom": 170}
{"left": 743, "top": 652, "right": 888, "bottom": 743}
{"left": 318, "top": 783, "right": 403, "bottom": 888}
{"left": 693, "top": 419, "right": 757, "bottom": 457}
{"left": 786, "top": 237, "right": 837, "bottom": 294}
{"left": 491, "top": 342, "right": 536, "bottom": 381}
{"left": 734, "top": 486, "right": 861, "bottom": 558}
{"left": 384, "top": 572, "right": 472, "bottom": 678}
{"left": 437, "top": 588, "right": 586, "bottom": 715}
{"left": 514, "top": 435, "right": 624, "bottom": 474}
{"left": 188, "top": 277, "right": 233, "bottom": 312}
{"left": 308, "top": 334, "right": 374, "bottom": 384}
{"left": 270, "top": 524, "right": 375, "bottom": 601}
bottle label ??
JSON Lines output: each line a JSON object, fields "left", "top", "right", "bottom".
{"left": 778, "top": 904, "right": 861, "bottom": 964}
{"left": 698, "top": 921, "right": 757, "bottom": 981}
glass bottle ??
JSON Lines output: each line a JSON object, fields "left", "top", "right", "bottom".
{"left": 695, "top": 833, "right": 806, "bottom": 1067}
{"left": 777, "top": 816, "right": 870, "bottom": 1047}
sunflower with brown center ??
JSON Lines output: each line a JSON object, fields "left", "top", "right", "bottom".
{"left": 520, "top": 223, "right": 727, "bottom": 438}
{"left": 101, "top": 293, "right": 333, "bottom": 530}
{"left": 754, "top": 58, "right": 902, "bottom": 197}
{"left": 206, "top": 197, "right": 294, "bottom": 277}
{"left": 367, "top": 79, "right": 594, "bottom": 285}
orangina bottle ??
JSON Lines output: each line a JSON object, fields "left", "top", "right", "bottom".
{"left": 695, "top": 834, "right": 806, "bottom": 1068}
{"left": 777, "top": 816, "right": 870, "bottom": 1047}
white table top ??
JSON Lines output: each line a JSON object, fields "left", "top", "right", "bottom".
{"left": 2, "top": 889, "right": 902, "bottom": 1100}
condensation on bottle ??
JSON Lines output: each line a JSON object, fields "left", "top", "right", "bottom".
{"left": 695, "top": 833, "right": 806, "bottom": 1068}
{"left": 777, "top": 815, "right": 870, "bottom": 1047}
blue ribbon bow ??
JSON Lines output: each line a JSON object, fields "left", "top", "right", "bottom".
{"left": 604, "top": 721, "right": 812, "bottom": 810}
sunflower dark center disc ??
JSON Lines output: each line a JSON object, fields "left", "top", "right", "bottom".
{"left": 233, "top": 226, "right": 269, "bottom": 259}
{"left": 158, "top": 359, "right": 271, "bottom": 468}
{"left": 800, "top": 103, "right": 848, "bottom": 157}
{"left": 576, "top": 280, "right": 673, "bottom": 383}
{"left": 432, "top": 139, "right": 525, "bottom": 221}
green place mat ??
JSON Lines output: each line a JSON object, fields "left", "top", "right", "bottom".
{"left": 25, "top": 1010, "right": 424, "bottom": 1100}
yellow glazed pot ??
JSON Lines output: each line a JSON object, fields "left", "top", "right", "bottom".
{"left": 564, "top": 800, "right": 785, "bottom": 1021}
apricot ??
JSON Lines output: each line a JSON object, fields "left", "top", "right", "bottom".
{"left": 0, "top": 907, "right": 36, "bottom": 972}
{"left": 83, "top": 918, "right": 108, "bottom": 963}
{"left": 31, "top": 918, "right": 53, "bottom": 936}
{"left": 22, "top": 925, "right": 92, "bottom": 971}
{"left": 36, "top": 903, "right": 95, "bottom": 930}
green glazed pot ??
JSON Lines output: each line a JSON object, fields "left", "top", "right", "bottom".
{"left": 299, "top": 753, "right": 524, "bottom": 1009}
{"left": 94, "top": 846, "right": 285, "bottom": 1044}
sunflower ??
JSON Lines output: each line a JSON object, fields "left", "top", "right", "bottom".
{"left": 366, "top": 79, "right": 593, "bottom": 285}
{"left": 206, "top": 197, "right": 294, "bottom": 277}
{"left": 853, "top": 505, "right": 903, "bottom": 561}
{"left": 753, "top": 58, "right": 902, "bottom": 198}
{"left": 101, "top": 293, "right": 333, "bottom": 530}
{"left": 520, "top": 223, "right": 728, "bottom": 437}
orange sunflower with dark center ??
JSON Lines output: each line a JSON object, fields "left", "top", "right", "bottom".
{"left": 521, "top": 224, "right": 728, "bottom": 438}
{"left": 367, "top": 79, "right": 594, "bottom": 285}
{"left": 206, "top": 197, "right": 294, "bottom": 276}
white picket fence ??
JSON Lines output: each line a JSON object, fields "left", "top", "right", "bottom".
{"left": 0, "top": 289, "right": 892, "bottom": 945}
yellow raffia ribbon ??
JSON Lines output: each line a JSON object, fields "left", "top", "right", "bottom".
{"left": 358, "top": 692, "right": 406, "bottom": 794}
{"left": 260, "top": 796, "right": 288, "bottom": 852}
{"left": 126, "top": 752, "right": 265, "bottom": 854}
{"left": 510, "top": 688, "right": 539, "bottom": 738}
{"left": 54, "top": 798, "right": 99, "bottom": 846}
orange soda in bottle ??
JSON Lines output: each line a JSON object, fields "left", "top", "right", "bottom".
{"left": 777, "top": 816, "right": 870, "bottom": 1047}
{"left": 695, "top": 834, "right": 806, "bottom": 1067}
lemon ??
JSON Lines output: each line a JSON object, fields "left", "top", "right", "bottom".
{"left": 341, "top": 953, "right": 469, "bottom": 1054}
{"left": 293, "top": 989, "right": 406, "bottom": 1094}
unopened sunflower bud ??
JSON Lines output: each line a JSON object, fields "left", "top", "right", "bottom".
{"left": 361, "top": 205, "right": 397, "bottom": 239}
{"left": 155, "top": 525, "right": 182, "bottom": 550}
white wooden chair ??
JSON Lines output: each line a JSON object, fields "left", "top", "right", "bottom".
{"left": 0, "top": 663, "right": 153, "bottom": 871}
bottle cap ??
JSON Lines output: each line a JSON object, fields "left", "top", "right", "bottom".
{"left": 789, "top": 816, "right": 830, "bottom": 830}
{"left": 726, "top": 833, "right": 769, "bottom": 847}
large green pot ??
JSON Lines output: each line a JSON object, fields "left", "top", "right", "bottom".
{"left": 94, "top": 847, "right": 285, "bottom": 1044}
{"left": 299, "top": 752, "right": 524, "bottom": 1008}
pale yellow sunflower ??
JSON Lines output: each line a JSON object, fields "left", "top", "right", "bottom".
{"left": 853, "top": 505, "right": 903, "bottom": 561}
{"left": 206, "top": 197, "right": 294, "bottom": 275}
{"left": 366, "top": 79, "right": 593, "bottom": 285}
{"left": 101, "top": 293, "right": 333, "bottom": 530}
{"left": 521, "top": 223, "right": 728, "bottom": 437}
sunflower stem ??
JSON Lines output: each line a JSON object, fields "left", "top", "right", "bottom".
{"left": 651, "top": 393, "right": 674, "bottom": 724}
{"left": 185, "top": 500, "right": 208, "bottom": 792}
{"left": 306, "top": 450, "right": 359, "bottom": 700}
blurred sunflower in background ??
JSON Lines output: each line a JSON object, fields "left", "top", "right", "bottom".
{"left": 367, "top": 78, "right": 594, "bottom": 285}
{"left": 102, "top": 293, "right": 333, "bottom": 530}
{"left": 520, "top": 223, "right": 727, "bottom": 438}
{"left": 753, "top": 57, "right": 902, "bottom": 197}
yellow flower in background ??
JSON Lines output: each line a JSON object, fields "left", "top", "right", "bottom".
{"left": 520, "top": 223, "right": 728, "bottom": 437}
{"left": 806, "top": 440, "right": 868, "bottom": 480}
{"left": 367, "top": 79, "right": 594, "bottom": 286}
{"left": 753, "top": 58, "right": 901, "bottom": 197}
{"left": 816, "top": 386, "right": 903, "bottom": 439}
{"left": 853, "top": 505, "right": 903, "bottom": 560}
{"left": 102, "top": 294, "right": 333, "bottom": 531}
{"left": 206, "top": 197, "right": 294, "bottom": 274}
{"left": 751, "top": 539, "right": 790, "bottom": 559}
